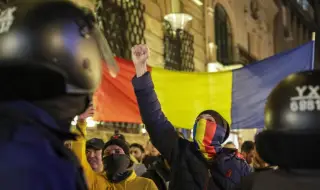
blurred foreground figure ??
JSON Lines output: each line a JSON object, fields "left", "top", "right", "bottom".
{"left": 252, "top": 147, "right": 276, "bottom": 172}
{"left": 0, "top": 1, "right": 118, "bottom": 189}
{"left": 131, "top": 44, "right": 250, "bottom": 190}
{"left": 238, "top": 70, "right": 320, "bottom": 190}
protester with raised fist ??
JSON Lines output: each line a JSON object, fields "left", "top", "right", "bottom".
{"left": 131, "top": 44, "right": 250, "bottom": 190}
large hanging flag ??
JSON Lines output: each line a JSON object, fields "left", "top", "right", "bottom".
{"left": 94, "top": 41, "right": 314, "bottom": 129}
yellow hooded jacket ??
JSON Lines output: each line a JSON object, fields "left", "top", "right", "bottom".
{"left": 71, "top": 122, "right": 158, "bottom": 190}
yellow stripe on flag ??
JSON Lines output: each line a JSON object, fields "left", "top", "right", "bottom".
{"left": 151, "top": 68, "right": 232, "bottom": 129}
{"left": 194, "top": 119, "right": 209, "bottom": 158}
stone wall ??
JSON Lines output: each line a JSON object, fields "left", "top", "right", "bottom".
{"left": 273, "top": 1, "right": 313, "bottom": 54}
{"left": 140, "top": 0, "right": 165, "bottom": 68}
{"left": 141, "top": 0, "right": 206, "bottom": 71}
{"left": 182, "top": 0, "right": 206, "bottom": 71}
{"left": 208, "top": 0, "right": 278, "bottom": 61}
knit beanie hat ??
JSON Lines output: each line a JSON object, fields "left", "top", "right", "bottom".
{"left": 103, "top": 138, "right": 130, "bottom": 155}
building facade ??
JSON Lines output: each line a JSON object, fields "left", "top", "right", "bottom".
{"left": 74, "top": 0, "right": 316, "bottom": 69}
{"left": 273, "top": 0, "right": 316, "bottom": 54}
{"left": 0, "top": 0, "right": 315, "bottom": 143}
{"left": 0, "top": 0, "right": 313, "bottom": 71}
{"left": 69, "top": 0, "right": 279, "bottom": 143}
{"left": 66, "top": 0, "right": 316, "bottom": 142}
{"left": 74, "top": 0, "right": 279, "bottom": 72}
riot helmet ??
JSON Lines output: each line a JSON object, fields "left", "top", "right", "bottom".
{"left": 0, "top": 0, "right": 119, "bottom": 100}
{"left": 256, "top": 70, "right": 320, "bottom": 168}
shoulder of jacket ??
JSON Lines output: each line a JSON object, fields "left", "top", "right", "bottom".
{"left": 94, "top": 174, "right": 111, "bottom": 189}
{"left": 235, "top": 151, "right": 246, "bottom": 160}
{"left": 135, "top": 176, "right": 154, "bottom": 183}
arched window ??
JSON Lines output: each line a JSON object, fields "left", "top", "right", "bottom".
{"left": 214, "top": 4, "right": 233, "bottom": 65}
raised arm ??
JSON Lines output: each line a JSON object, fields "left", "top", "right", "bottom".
{"left": 131, "top": 44, "right": 179, "bottom": 163}
{"left": 71, "top": 106, "right": 97, "bottom": 189}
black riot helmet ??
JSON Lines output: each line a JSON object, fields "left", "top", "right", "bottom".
{"left": 0, "top": 0, "right": 119, "bottom": 100}
{"left": 256, "top": 70, "right": 320, "bottom": 169}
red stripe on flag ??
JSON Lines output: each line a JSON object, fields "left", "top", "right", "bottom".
{"left": 203, "top": 120, "right": 217, "bottom": 157}
{"left": 93, "top": 57, "right": 151, "bottom": 123}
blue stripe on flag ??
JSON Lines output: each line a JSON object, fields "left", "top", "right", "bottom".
{"left": 231, "top": 41, "right": 314, "bottom": 129}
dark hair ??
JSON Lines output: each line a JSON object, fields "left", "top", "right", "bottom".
{"left": 130, "top": 143, "right": 145, "bottom": 153}
{"left": 225, "top": 141, "right": 235, "bottom": 145}
{"left": 241, "top": 141, "right": 255, "bottom": 153}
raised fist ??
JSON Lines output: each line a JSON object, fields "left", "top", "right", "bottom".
{"left": 78, "top": 104, "right": 94, "bottom": 122}
{"left": 131, "top": 44, "right": 149, "bottom": 77}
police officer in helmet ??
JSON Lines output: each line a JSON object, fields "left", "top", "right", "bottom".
{"left": 0, "top": 1, "right": 118, "bottom": 189}
{"left": 238, "top": 70, "right": 320, "bottom": 190}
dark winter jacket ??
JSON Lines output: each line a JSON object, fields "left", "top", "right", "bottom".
{"left": 0, "top": 101, "right": 87, "bottom": 190}
{"left": 237, "top": 169, "right": 320, "bottom": 190}
{"left": 132, "top": 72, "right": 250, "bottom": 190}
{"left": 142, "top": 156, "right": 170, "bottom": 190}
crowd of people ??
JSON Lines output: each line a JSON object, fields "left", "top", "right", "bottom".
{"left": 68, "top": 123, "right": 275, "bottom": 190}
{"left": 0, "top": 1, "right": 319, "bottom": 190}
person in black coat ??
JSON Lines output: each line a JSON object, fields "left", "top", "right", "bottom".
{"left": 142, "top": 156, "right": 171, "bottom": 190}
{"left": 131, "top": 44, "right": 250, "bottom": 190}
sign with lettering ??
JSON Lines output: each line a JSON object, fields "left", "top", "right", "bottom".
{"left": 0, "top": 7, "right": 16, "bottom": 34}
{"left": 290, "top": 85, "right": 320, "bottom": 112}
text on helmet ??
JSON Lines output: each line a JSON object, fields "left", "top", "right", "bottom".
{"left": 290, "top": 86, "right": 320, "bottom": 112}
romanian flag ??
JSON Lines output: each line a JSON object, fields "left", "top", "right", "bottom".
{"left": 94, "top": 41, "right": 314, "bottom": 129}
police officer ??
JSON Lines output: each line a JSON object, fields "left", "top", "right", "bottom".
{"left": 0, "top": 1, "right": 118, "bottom": 189}
{"left": 238, "top": 70, "right": 320, "bottom": 190}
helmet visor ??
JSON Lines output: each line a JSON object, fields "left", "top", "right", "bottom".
{"left": 93, "top": 25, "right": 119, "bottom": 78}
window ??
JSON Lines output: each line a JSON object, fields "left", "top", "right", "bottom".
{"left": 163, "top": 21, "right": 195, "bottom": 71}
{"left": 214, "top": 4, "right": 233, "bottom": 65}
{"left": 96, "top": 0, "right": 146, "bottom": 60}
